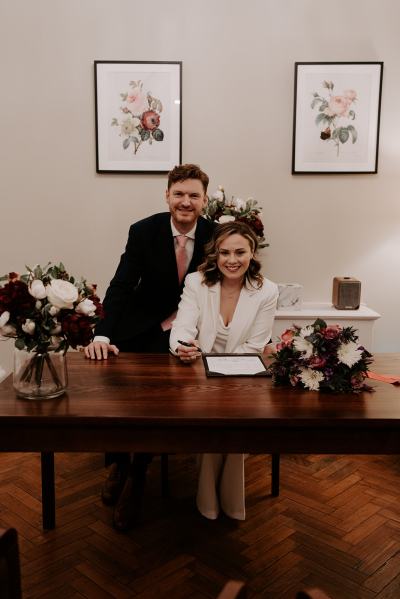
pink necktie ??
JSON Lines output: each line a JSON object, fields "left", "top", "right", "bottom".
{"left": 161, "top": 235, "right": 189, "bottom": 331}
{"left": 175, "top": 235, "right": 188, "bottom": 284}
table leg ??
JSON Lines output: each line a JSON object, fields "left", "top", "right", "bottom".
{"left": 41, "top": 452, "right": 55, "bottom": 530}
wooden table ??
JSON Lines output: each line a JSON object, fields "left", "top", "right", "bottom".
{"left": 0, "top": 353, "right": 399, "bottom": 529}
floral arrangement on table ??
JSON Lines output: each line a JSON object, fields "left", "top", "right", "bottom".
{"left": 0, "top": 264, "right": 103, "bottom": 397}
{"left": 204, "top": 186, "right": 268, "bottom": 248}
{"left": 269, "top": 319, "right": 373, "bottom": 393}
{"left": 111, "top": 79, "right": 164, "bottom": 155}
{"left": 311, "top": 80, "right": 358, "bottom": 157}
{"left": 0, "top": 263, "right": 103, "bottom": 353}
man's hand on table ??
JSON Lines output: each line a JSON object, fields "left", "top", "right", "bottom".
{"left": 84, "top": 341, "right": 119, "bottom": 360}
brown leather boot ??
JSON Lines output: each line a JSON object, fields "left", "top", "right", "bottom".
{"left": 112, "top": 472, "right": 145, "bottom": 531}
{"left": 101, "top": 462, "right": 128, "bottom": 506}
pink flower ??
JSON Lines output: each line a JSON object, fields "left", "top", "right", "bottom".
{"left": 141, "top": 110, "right": 160, "bottom": 131}
{"left": 126, "top": 89, "right": 147, "bottom": 114}
{"left": 308, "top": 355, "right": 327, "bottom": 369}
{"left": 325, "top": 95, "right": 351, "bottom": 117}
{"left": 351, "top": 375, "right": 364, "bottom": 389}
{"left": 322, "top": 325, "right": 341, "bottom": 339}
{"left": 344, "top": 89, "right": 357, "bottom": 102}
{"left": 280, "top": 329, "right": 295, "bottom": 346}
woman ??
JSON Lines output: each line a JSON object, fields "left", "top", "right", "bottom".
{"left": 170, "top": 221, "right": 278, "bottom": 520}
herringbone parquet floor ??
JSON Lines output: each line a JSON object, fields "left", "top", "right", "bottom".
{"left": 1, "top": 452, "right": 400, "bottom": 598}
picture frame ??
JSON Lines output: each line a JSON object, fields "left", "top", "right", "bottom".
{"left": 94, "top": 61, "right": 182, "bottom": 173}
{"left": 292, "top": 62, "right": 383, "bottom": 174}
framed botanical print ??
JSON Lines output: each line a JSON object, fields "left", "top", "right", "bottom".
{"left": 292, "top": 62, "right": 383, "bottom": 174}
{"left": 95, "top": 61, "right": 182, "bottom": 173}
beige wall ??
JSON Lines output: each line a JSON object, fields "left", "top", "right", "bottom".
{"left": 1, "top": 0, "right": 400, "bottom": 377}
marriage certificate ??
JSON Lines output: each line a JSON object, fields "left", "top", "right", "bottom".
{"left": 203, "top": 354, "right": 268, "bottom": 377}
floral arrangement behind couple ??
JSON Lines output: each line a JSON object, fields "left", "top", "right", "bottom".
{"left": 170, "top": 220, "right": 278, "bottom": 520}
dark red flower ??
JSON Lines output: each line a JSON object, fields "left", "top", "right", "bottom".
{"left": 141, "top": 110, "right": 160, "bottom": 131}
{"left": 237, "top": 215, "right": 264, "bottom": 237}
{"left": 61, "top": 313, "right": 93, "bottom": 349}
{"left": 308, "top": 355, "right": 327, "bottom": 369}
{"left": 0, "top": 280, "right": 36, "bottom": 318}
{"left": 322, "top": 325, "right": 341, "bottom": 339}
{"left": 320, "top": 127, "right": 331, "bottom": 140}
{"left": 88, "top": 294, "right": 105, "bottom": 320}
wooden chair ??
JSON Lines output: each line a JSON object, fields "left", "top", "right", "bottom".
{"left": 216, "top": 580, "right": 246, "bottom": 599}
{"left": 0, "top": 528, "right": 22, "bottom": 599}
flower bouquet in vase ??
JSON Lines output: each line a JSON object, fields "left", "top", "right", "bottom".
{"left": 270, "top": 318, "right": 373, "bottom": 393}
{"left": 0, "top": 264, "right": 103, "bottom": 400}
{"left": 204, "top": 186, "right": 268, "bottom": 248}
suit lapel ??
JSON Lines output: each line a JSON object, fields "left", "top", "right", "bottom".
{"left": 199, "top": 283, "right": 220, "bottom": 352}
{"left": 156, "top": 215, "right": 179, "bottom": 282}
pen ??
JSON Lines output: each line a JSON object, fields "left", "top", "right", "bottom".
{"left": 177, "top": 340, "right": 203, "bottom": 353}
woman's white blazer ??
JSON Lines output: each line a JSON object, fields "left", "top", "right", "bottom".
{"left": 170, "top": 271, "right": 278, "bottom": 354}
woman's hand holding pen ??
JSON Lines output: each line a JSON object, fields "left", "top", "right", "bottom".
{"left": 177, "top": 339, "right": 202, "bottom": 363}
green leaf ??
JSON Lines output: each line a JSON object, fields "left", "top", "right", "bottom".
{"left": 311, "top": 98, "right": 321, "bottom": 109}
{"left": 111, "top": 118, "right": 118, "bottom": 126}
{"left": 348, "top": 110, "right": 355, "bottom": 120}
{"left": 338, "top": 128, "right": 349, "bottom": 144}
{"left": 34, "top": 265, "right": 42, "bottom": 279}
{"left": 120, "top": 93, "right": 128, "bottom": 101}
{"left": 319, "top": 101, "right": 328, "bottom": 112}
{"left": 347, "top": 125, "right": 358, "bottom": 143}
{"left": 152, "top": 129, "right": 164, "bottom": 142}
{"left": 140, "top": 129, "right": 150, "bottom": 141}
{"left": 315, "top": 113, "right": 327, "bottom": 126}
{"left": 15, "top": 338, "right": 25, "bottom": 350}
{"left": 123, "top": 137, "right": 130, "bottom": 150}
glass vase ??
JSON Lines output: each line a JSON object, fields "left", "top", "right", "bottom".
{"left": 13, "top": 348, "right": 68, "bottom": 400}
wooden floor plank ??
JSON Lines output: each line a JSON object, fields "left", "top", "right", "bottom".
{"left": 1, "top": 452, "right": 400, "bottom": 598}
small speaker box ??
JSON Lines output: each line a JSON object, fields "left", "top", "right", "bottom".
{"left": 332, "top": 277, "right": 361, "bottom": 310}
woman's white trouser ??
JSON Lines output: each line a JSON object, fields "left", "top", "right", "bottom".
{"left": 196, "top": 453, "right": 245, "bottom": 520}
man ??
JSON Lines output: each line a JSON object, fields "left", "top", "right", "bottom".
{"left": 84, "top": 164, "right": 215, "bottom": 530}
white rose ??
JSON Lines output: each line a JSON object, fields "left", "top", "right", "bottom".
{"left": 46, "top": 279, "right": 78, "bottom": 309}
{"left": 75, "top": 298, "right": 96, "bottom": 317}
{"left": 49, "top": 306, "right": 60, "bottom": 316}
{"left": 29, "top": 279, "right": 47, "bottom": 299}
{"left": 217, "top": 215, "right": 236, "bottom": 224}
{"left": 0, "top": 311, "right": 10, "bottom": 328}
{"left": 234, "top": 198, "right": 246, "bottom": 211}
{"left": 22, "top": 319, "right": 36, "bottom": 335}
{"left": 212, "top": 190, "right": 224, "bottom": 201}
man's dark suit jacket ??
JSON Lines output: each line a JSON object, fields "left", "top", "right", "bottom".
{"left": 95, "top": 212, "right": 215, "bottom": 345}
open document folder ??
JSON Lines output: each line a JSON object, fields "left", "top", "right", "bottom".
{"left": 202, "top": 353, "right": 270, "bottom": 377}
